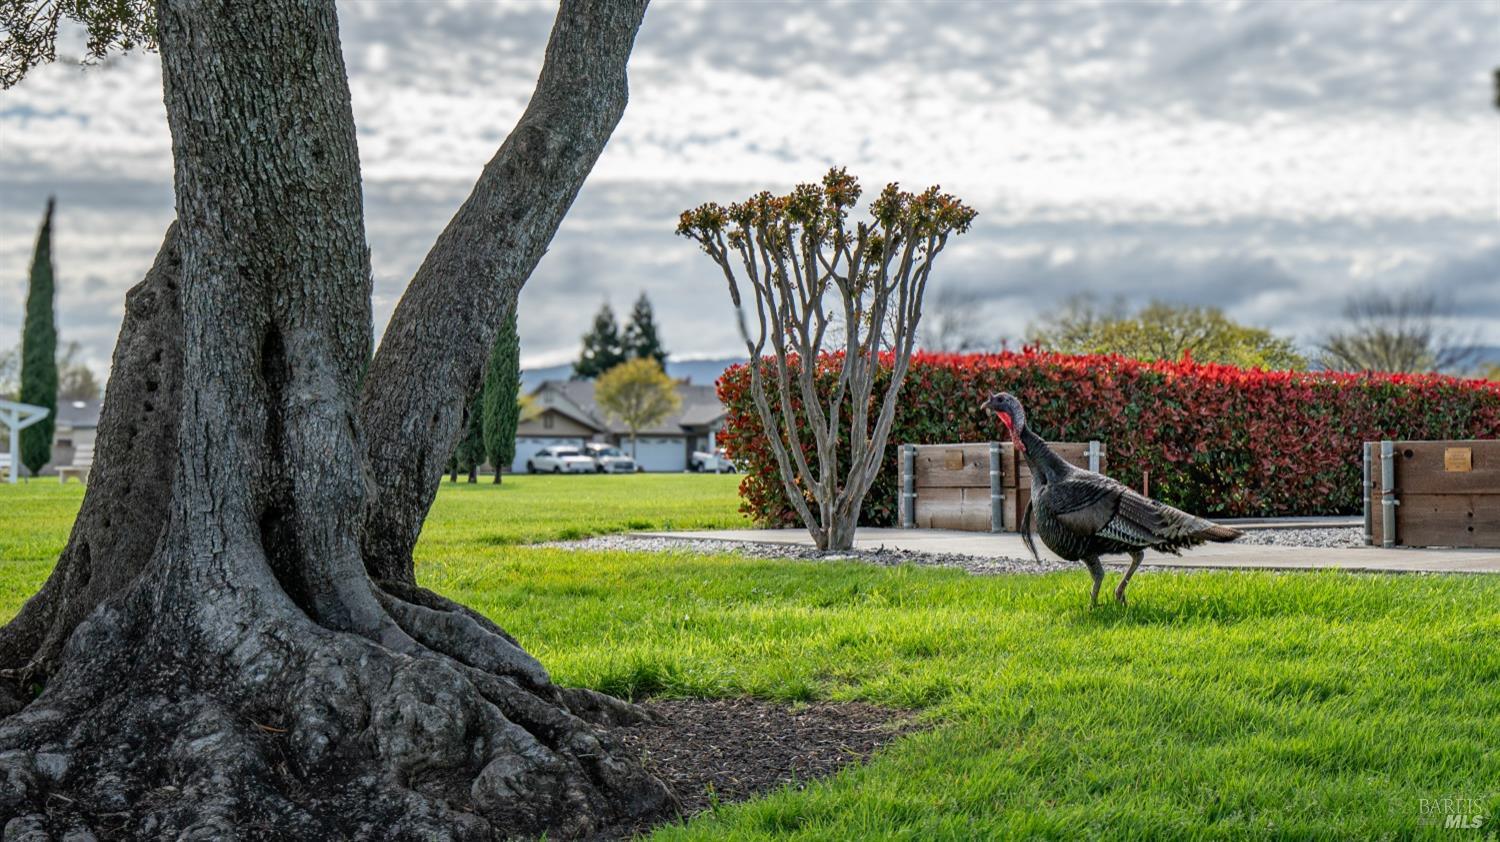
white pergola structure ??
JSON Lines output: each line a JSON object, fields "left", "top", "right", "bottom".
{"left": 1, "top": 399, "right": 50, "bottom": 483}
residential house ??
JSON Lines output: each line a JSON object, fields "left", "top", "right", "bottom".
{"left": 513, "top": 380, "right": 727, "bottom": 473}
{"left": 0, "top": 398, "right": 101, "bottom": 476}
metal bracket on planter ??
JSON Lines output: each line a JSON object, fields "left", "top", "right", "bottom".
{"left": 900, "top": 444, "right": 916, "bottom": 528}
{"left": 988, "top": 442, "right": 1003, "bottom": 533}
{"left": 1362, "top": 442, "right": 1372, "bottom": 545}
{"left": 1380, "top": 440, "right": 1399, "bottom": 548}
{"left": 1087, "top": 440, "right": 1101, "bottom": 473}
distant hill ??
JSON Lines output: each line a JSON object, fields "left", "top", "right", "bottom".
{"left": 520, "top": 356, "right": 746, "bottom": 393}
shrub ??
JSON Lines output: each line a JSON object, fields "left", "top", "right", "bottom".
{"left": 717, "top": 350, "right": 1500, "bottom": 524}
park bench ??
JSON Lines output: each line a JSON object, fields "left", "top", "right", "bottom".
{"left": 57, "top": 444, "right": 95, "bottom": 485}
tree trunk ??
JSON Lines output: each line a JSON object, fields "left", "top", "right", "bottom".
{"left": 0, "top": 1, "right": 670, "bottom": 837}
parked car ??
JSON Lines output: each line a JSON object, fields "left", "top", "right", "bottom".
{"left": 583, "top": 442, "right": 638, "bottom": 474}
{"left": 690, "top": 447, "right": 737, "bottom": 473}
{"left": 526, "top": 446, "right": 596, "bottom": 474}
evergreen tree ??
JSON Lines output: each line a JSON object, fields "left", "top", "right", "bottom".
{"left": 481, "top": 306, "right": 522, "bottom": 483}
{"left": 623, "top": 292, "right": 668, "bottom": 368}
{"left": 451, "top": 391, "right": 486, "bottom": 483}
{"left": 19, "top": 198, "right": 58, "bottom": 476}
{"left": 571, "top": 301, "right": 626, "bottom": 379}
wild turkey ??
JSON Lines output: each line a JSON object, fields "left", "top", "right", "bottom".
{"left": 982, "top": 392, "right": 1240, "bottom": 606}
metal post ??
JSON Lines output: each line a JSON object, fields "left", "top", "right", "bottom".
{"left": 900, "top": 444, "right": 916, "bottom": 528}
{"left": 1087, "top": 440, "right": 1101, "bottom": 473}
{"left": 1361, "top": 442, "right": 1372, "bottom": 545}
{"left": 1380, "top": 440, "right": 1397, "bottom": 548}
{"left": 988, "top": 441, "right": 1003, "bottom": 533}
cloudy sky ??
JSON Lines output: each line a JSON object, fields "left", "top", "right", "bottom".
{"left": 2, "top": 0, "right": 1497, "bottom": 376}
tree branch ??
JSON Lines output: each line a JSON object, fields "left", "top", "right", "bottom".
{"left": 359, "top": 0, "right": 649, "bottom": 583}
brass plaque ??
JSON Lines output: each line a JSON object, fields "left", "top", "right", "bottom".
{"left": 944, "top": 450, "right": 965, "bottom": 471}
{"left": 1445, "top": 447, "right": 1472, "bottom": 472}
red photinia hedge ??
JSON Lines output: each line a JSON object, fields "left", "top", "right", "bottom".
{"left": 716, "top": 350, "right": 1500, "bottom": 525}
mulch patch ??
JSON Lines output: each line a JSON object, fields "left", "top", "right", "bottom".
{"left": 595, "top": 698, "right": 918, "bottom": 839}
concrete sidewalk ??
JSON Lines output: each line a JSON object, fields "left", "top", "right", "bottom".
{"left": 634, "top": 528, "right": 1500, "bottom": 574}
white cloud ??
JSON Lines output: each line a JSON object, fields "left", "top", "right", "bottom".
{"left": 1, "top": 0, "right": 1496, "bottom": 376}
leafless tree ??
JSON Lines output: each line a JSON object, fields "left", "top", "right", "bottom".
{"left": 1317, "top": 290, "right": 1478, "bottom": 374}
{"left": 679, "top": 170, "right": 975, "bottom": 550}
{"left": 920, "top": 285, "right": 988, "bottom": 352}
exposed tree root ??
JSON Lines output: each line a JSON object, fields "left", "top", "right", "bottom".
{"left": 0, "top": 570, "right": 675, "bottom": 839}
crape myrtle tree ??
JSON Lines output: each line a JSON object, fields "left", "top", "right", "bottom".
{"left": 19, "top": 197, "right": 58, "bottom": 476}
{"left": 0, "top": 1, "right": 677, "bottom": 838}
{"left": 482, "top": 304, "right": 524, "bottom": 483}
{"left": 678, "top": 169, "right": 975, "bottom": 551}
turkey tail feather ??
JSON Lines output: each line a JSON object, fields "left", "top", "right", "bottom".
{"left": 1021, "top": 499, "right": 1041, "bottom": 562}
{"left": 1198, "top": 523, "right": 1241, "bottom": 543}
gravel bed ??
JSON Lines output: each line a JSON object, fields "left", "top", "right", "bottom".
{"left": 545, "top": 533, "right": 1073, "bottom": 575}
{"left": 546, "top": 527, "right": 1367, "bottom": 574}
{"left": 1231, "top": 527, "right": 1365, "bottom": 548}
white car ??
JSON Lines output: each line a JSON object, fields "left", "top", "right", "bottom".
{"left": 690, "top": 447, "right": 737, "bottom": 473}
{"left": 583, "top": 443, "right": 638, "bottom": 474}
{"left": 526, "top": 446, "right": 596, "bottom": 474}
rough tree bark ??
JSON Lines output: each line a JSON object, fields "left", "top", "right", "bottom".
{"left": 0, "top": 1, "right": 671, "bottom": 838}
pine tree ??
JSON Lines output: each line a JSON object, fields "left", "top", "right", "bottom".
{"left": 571, "top": 301, "right": 626, "bottom": 379}
{"left": 482, "top": 306, "right": 522, "bottom": 483}
{"left": 623, "top": 292, "right": 668, "bottom": 369}
{"left": 19, "top": 198, "right": 58, "bottom": 476}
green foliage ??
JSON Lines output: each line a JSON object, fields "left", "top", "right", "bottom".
{"left": 19, "top": 198, "right": 57, "bottom": 475}
{"left": 594, "top": 358, "right": 681, "bottom": 455}
{"left": 1, "top": 0, "right": 156, "bottom": 89}
{"left": 450, "top": 391, "right": 486, "bottom": 483}
{"left": 481, "top": 307, "right": 522, "bottom": 482}
{"left": 572, "top": 301, "right": 627, "bottom": 380}
{"left": 1029, "top": 296, "right": 1307, "bottom": 370}
{"left": 623, "top": 293, "right": 668, "bottom": 369}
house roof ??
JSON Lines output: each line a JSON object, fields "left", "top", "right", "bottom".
{"left": 529, "top": 379, "right": 726, "bottom": 437}
{"left": 55, "top": 398, "right": 102, "bottom": 429}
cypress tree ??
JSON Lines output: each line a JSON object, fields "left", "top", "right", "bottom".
{"left": 571, "top": 301, "right": 625, "bottom": 379}
{"left": 623, "top": 292, "right": 668, "bottom": 369}
{"left": 482, "top": 306, "right": 522, "bottom": 484}
{"left": 19, "top": 198, "right": 58, "bottom": 476}
{"left": 455, "top": 391, "right": 486, "bottom": 483}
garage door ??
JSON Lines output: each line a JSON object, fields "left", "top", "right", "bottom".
{"left": 626, "top": 437, "right": 686, "bottom": 472}
{"left": 513, "top": 437, "right": 586, "bottom": 474}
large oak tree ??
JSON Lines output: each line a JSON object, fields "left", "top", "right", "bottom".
{"left": 0, "top": 1, "right": 673, "bottom": 837}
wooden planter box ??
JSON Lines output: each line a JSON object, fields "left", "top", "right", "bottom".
{"left": 1364, "top": 440, "right": 1500, "bottom": 548}
{"left": 896, "top": 441, "right": 1105, "bottom": 532}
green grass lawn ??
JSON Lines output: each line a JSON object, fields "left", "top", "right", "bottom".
{"left": 2, "top": 477, "right": 1497, "bottom": 839}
